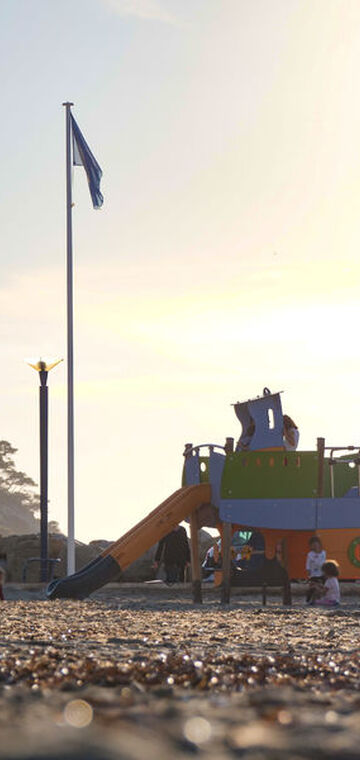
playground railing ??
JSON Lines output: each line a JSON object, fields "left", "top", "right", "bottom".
{"left": 22, "top": 556, "right": 62, "bottom": 583}
{"left": 325, "top": 446, "right": 360, "bottom": 498}
{"left": 183, "top": 443, "right": 226, "bottom": 456}
{"left": 183, "top": 443, "right": 226, "bottom": 485}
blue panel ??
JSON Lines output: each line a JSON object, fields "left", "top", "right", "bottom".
{"left": 248, "top": 394, "right": 283, "bottom": 450}
{"left": 234, "top": 392, "right": 284, "bottom": 450}
{"left": 317, "top": 498, "right": 360, "bottom": 529}
{"left": 219, "top": 496, "right": 360, "bottom": 530}
{"left": 344, "top": 486, "right": 359, "bottom": 498}
{"left": 219, "top": 498, "right": 317, "bottom": 530}
{"left": 209, "top": 451, "right": 225, "bottom": 507}
{"left": 184, "top": 453, "right": 200, "bottom": 485}
{"left": 234, "top": 403, "right": 253, "bottom": 439}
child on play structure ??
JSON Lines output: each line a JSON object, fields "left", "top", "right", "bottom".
{"left": 235, "top": 419, "right": 255, "bottom": 451}
{"left": 313, "top": 560, "right": 340, "bottom": 607}
{"left": 306, "top": 536, "right": 326, "bottom": 603}
{"left": 283, "top": 414, "right": 300, "bottom": 450}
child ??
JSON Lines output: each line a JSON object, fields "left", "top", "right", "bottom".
{"left": 314, "top": 560, "right": 340, "bottom": 607}
{"left": 306, "top": 536, "right": 326, "bottom": 603}
{"left": 283, "top": 415, "right": 300, "bottom": 450}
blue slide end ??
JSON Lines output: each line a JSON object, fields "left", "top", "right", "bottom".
{"left": 46, "top": 554, "right": 121, "bottom": 600}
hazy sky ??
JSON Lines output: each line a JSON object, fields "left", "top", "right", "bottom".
{"left": 2, "top": 0, "right": 360, "bottom": 542}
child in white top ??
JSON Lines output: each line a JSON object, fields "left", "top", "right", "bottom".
{"left": 283, "top": 415, "right": 300, "bottom": 450}
{"left": 306, "top": 537, "right": 326, "bottom": 603}
{"left": 315, "top": 560, "right": 340, "bottom": 607}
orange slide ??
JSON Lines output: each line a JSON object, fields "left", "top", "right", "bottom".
{"left": 102, "top": 483, "right": 211, "bottom": 569}
{"left": 47, "top": 483, "right": 211, "bottom": 599}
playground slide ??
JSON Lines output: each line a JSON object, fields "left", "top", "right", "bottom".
{"left": 47, "top": 483, "right": 211, "bottom": 600}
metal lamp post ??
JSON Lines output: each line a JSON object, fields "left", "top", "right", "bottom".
{"left": 28, "top": 359, "right": 63, "bottom": 582}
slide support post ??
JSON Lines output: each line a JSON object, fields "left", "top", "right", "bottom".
{"left": 189, "top": 511, "right": 202, "bottom": 603}
{"left": 221, "top": 521, "right": 232, "bottom": 605}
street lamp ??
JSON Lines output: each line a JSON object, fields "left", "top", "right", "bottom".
{"left": 27, "top": 359, "right": 63, "bottom": 582}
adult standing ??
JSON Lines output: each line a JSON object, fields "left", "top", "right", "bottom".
{"left": 154, "top": 524, "right": 190, "bottom": 584}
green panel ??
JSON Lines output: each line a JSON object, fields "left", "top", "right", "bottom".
{"left": 323, "top": 458, "right": 358, "bottom": 497}
{"left": 221, "top": 451, "right": 319, "bottom": 498}
{"left": 182, "top": 449, "right": 358, "bottom": 498}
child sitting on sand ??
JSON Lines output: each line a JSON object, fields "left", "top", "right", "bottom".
{"left": 312, "top": 560, "right": 340, "bottom": 607}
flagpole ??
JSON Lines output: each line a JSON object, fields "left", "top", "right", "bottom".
{"left": 63, "top": 101, "right": 76, "bottom": 575}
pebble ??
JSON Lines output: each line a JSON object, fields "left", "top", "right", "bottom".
{"left": 0, "top": 593, "right": 359, "bottom": 757}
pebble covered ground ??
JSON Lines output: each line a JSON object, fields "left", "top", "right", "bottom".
{"left": 1, "top": 586, "right": 360, "bottom": 758}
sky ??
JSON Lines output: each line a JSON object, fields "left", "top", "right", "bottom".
{"left": 1, "top": 0, "right": 360, "bottom": 543}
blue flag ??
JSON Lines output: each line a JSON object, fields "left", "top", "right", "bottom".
{"left": 71, "top": 114, "right": 103, "bottom": 209}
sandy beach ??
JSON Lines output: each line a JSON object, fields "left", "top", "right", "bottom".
{"left": 1, "top": 583, "right": 360, "bottom": 759}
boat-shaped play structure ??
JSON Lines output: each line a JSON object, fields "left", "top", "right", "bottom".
{"left": 47, "top": 389, "right": 360, "bottom": 603}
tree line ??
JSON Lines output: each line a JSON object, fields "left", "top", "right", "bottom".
{"left": 0, "top": 440, "right": 60, "bottom": 535}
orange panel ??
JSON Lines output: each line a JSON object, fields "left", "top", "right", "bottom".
{"left": 317, "top": 529, "right": 360, "bottom": 580}
{"left": 263, "top": 529, "right": 360, "bottom": 579}
{"left": 286, "top": 532, "right": 314, "bottom": 578}
{"left": 261, "top": 529, "right": 313, "bottom": 577}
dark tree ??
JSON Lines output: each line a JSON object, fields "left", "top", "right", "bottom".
{"left": 0, "top": 441, "right": 40, "bottom": 535}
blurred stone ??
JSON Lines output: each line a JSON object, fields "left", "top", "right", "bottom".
{"left": 0, "top": 534, "right": 99, "bottom": 583}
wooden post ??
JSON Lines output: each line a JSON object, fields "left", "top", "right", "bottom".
{"left": 224, "top": 437, "right": 234, "bottom": 455}
{"left": 262, "top": 584, "right": 267, "bottom": 605}
{"left": 221, "top": 521, "right": 232, "bottom": 604}
{"left": 283, "top": 578, "right": 292, "bottom": 605}
{"left": 189, "top": 512, "right": 202, "bottom": 603}
{"left": 317, "top": 437, "right": 325, "bottom": 498}
{"left": 356, "top": 456, "right": 360, "bottom": 498}
{"left": 282, "top": 538, "right": 289, "bottom": 574}
{"left": 184, "top": 443, "right": 193, "bottom": 459}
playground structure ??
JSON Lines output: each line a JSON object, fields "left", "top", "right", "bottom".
{"left": 47, "top": 389, "right": 360, "bottom": 603}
